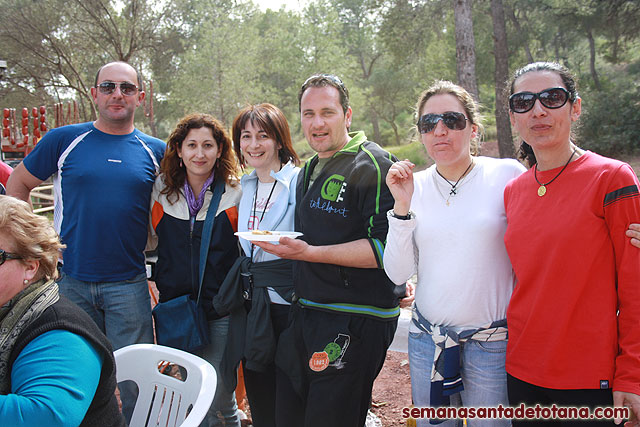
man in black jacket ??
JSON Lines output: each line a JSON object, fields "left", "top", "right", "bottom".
{"left": 255, "top": 74, "right": 400, "bottom": 427}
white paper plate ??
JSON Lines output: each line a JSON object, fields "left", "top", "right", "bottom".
{"left": 234, "top": 231, "right": 303, "bottom": 242}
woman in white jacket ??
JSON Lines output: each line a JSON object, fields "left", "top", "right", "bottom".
{"left": 231, "top": 103, "right": 300, "bottom": 427}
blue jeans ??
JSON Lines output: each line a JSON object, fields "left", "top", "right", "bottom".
{"left": 57, "top": 271, "right": 154, "bottom": 347}
{"left": 57, "top": 271, "right": 154, "bottom": 423}
{"left": 408, "top": 330, "right": 510, "bottom": 427}
{"left": 195, "top": 316, "right": 240, "bottom": 427}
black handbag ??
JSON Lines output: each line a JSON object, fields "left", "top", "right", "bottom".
{"left": 152, "top": 179, "right": 224, "bottom": 352}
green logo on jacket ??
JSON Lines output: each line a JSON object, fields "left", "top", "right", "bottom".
{"left": 321, "top": 174, "right": 346, "bottom": 202}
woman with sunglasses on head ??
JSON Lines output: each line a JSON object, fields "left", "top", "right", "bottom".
{"left": 384, "top": 80, "right": 526, "bottom": 426}
{"left": 0, "top": 196, "right": 125, "bottom": 427}
{"left": 212, "top": 103, "right": 300, "bottom": 427}
{"left": 504, "top": 62, "right": 640, "bottom": 426}
{"left": 150, "top": 113, "right": 242, "bottom": 427}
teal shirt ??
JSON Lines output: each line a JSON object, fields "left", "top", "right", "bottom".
{"left": 0, "top": 329, "right": 103, "bottom": 426}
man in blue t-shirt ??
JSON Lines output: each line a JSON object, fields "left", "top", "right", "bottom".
{"left": 7, "top": 61, "right": 165, "bottom": 420}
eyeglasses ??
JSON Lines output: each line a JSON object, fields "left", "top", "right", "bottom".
{"left": 96, "top": 81, "right": 139, "bottom": 96}
{"left": 509, "top": 87, "right": 570, "bottom": 113}
{"left": 0, "top": 249, "right": 23, "bottom": 266}
{"left": 417, "top": 112, "right": 468, "bottom": 134}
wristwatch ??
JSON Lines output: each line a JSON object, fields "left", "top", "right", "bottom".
{"left": 388, "top": 209, "right": 414, "bottom": 220}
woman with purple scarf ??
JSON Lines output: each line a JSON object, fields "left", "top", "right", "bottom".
{"left": 150, "top": 113, "right": 242, "bottom": 427}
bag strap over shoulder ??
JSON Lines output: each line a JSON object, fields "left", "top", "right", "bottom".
{"left": 196, "top": 179, "right": 225, "bottom": 305}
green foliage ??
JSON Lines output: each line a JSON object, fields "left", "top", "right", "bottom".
{"left": 2, "top": 0, "right": 640, "bottom": 155}
{"left": 0, "top": 0, "right": 174, "bottom": 121}
{"left": 253, "top": 10, "right": 307, "bottom": 115}
{"left": 293, "top": 137, "right": 316, "bottom": 161}
{"left": 169, "top": 0, "right": 261, "bottom": 124}
{"left": 471, "top": 1, "right": 499, "bottom": 92}
{"left": 386, "top": 141, "right": 431, "bottom": 168}
{"left": 580, "top": 62, "right": 640, "bottom": 156}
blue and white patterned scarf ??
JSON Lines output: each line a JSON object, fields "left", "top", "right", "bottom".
{"left": 412, "top": 306, "right": 508, "bottom": 424}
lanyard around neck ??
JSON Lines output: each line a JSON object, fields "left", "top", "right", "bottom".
{"left": 250, "top": 179, "right": 278, "bottom": 259}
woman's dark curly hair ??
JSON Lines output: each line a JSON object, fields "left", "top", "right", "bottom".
{"left": 160, "top": 113, "right": 239, "bottom": 203}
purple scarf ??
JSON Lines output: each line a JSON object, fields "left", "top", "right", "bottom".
{"left": 184, "top": 171, "right": 216, "bottom": 217}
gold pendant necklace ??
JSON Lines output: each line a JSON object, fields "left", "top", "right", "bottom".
{"left": 534, "top": 147, "right": 577, "bottom": 197}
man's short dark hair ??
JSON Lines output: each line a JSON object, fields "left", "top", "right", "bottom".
{"left": 94, "top": 62, "right": 143, "bottom": 89}
{"left": 298, "top": 74, "right": 350, "bottom": 114}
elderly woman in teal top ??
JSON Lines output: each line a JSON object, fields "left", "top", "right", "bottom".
{"left": 0, "top": 196, "right": 125, "bottom": 427}
{"left": 229, "top": 103, "right": 300, "bottom": 427}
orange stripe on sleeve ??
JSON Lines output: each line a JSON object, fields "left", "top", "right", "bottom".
{"left": 226, "top": 206, "right": 238, "bottom": 232}
{"left": 151, "top": 201, "right": 164, "bottom": 231}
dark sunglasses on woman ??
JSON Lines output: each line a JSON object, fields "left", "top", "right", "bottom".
{"left": 96, "top": 81, "right": 139, "bottom": 97}
{"left": 509, "top": 87, "right": 570, "bottom": 114}
{"left": 0, "top": 249, "right": 23, "bottom": 266}
{"left": 417, "top": 112, "right": 468, "bottom": 134}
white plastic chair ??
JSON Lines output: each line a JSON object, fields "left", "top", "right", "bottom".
{"left": 114, "top": 344, "right": 216, "bottom": 427}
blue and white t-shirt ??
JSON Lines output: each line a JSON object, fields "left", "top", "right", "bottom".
{"left": 24, "top": 122, "right": 165, "bottom": 282}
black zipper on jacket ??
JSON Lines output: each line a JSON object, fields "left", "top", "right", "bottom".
{"left": 339, "top": 267, "right": 349, "bottom": 288}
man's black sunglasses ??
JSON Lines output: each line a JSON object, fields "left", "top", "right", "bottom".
{"left": 0, "top": 249, "right": 23, "bottom": 266}
{"left": 509, "top": 87, "right": 570, "bottom": 114}
{"left": 96, "top": 81, "right": 139, "bottom": 97}
{"left": 417, "top": 112, "right": 468, "bottom": 134}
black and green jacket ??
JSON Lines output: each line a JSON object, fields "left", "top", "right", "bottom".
{"left": 294, "top": 131, "right": 399, "bottom": 320}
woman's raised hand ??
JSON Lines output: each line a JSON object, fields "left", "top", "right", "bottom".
{"left": 386, "top": 160, "right": 415, "bottom": 215}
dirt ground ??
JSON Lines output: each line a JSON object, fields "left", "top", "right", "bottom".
{"left": 371, "top": 351, "right": 413, "bottom": 426}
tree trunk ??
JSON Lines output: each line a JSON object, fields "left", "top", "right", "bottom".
{"left": 611, "top": 31, "right": 620, "bottom": 63}
{"left": 78, "top": 96, "right": 92, "bottom": 123}
{"left": 370, "top": 108, "right": 382, "bottom": 145}
{"left": 216, "top": 58, "right": 226, "bottom": 124}
{"left": 586, "top": 28, "right": 602, "bottom": 91}
{"left": 146, "top": 81, "right": 158, "bottom": 137}
{"left": 390, "top": 120, "right": 400, "bottom": 147}
{"left": 454, "top": 0, "right": 479, "bottom": 101}
{"left": 505, "top": 4, "right": 534, "bottom": 63}
{"left": 490, "top": 0, "right": 514, "bottom": 158}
